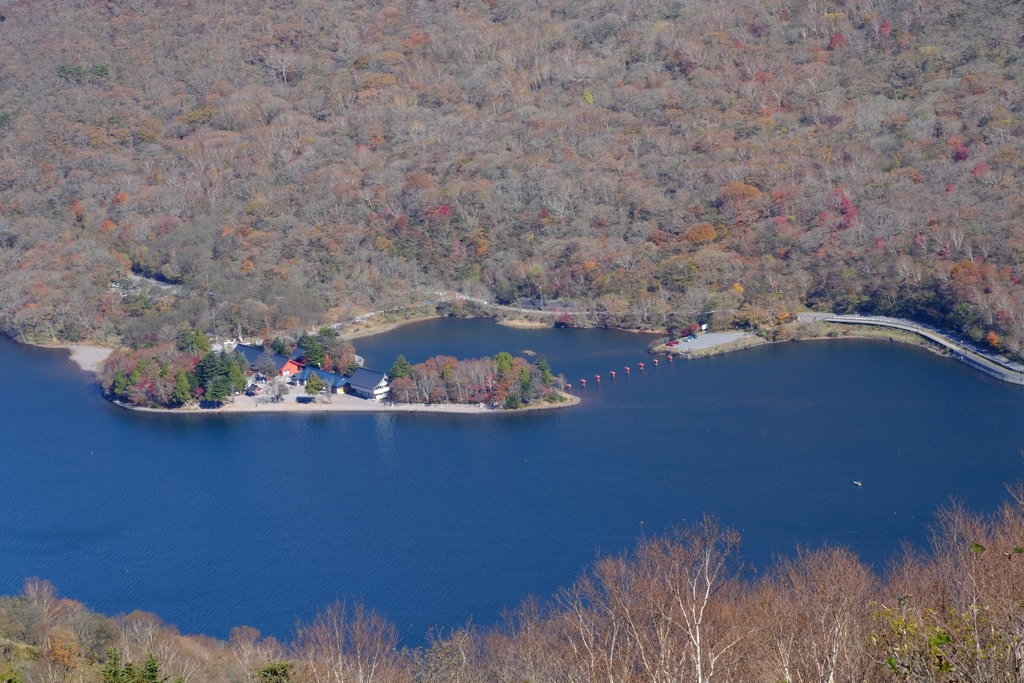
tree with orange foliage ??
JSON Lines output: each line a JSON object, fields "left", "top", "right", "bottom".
{"left": 686, "top": 222, "right": 717, "bottom": 244}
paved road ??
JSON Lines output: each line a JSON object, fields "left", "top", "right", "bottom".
{"left": 332, "top": 292, "right": 593, "bottom": 332}
{"left": 441, "top": 292, "right": 590, "bottom": 317}
{"left": 797, "top": 312, "right": 833, "bottom": 323}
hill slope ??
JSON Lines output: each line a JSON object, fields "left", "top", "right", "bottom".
{"left": 1, "top": 0, "right": 1022, "bottom": 351}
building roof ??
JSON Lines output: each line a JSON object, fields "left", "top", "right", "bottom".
{"left": 295, "top": 366, "right": 348, "bottom": 389}
{"left": 348, "top": 368, "right": 388, "bottom": 391}
{"left": 234, "top": 344, "right": 295, "bottom": 373}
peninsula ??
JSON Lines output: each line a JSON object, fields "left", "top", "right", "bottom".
{"left": 94, "top": 322, "right": 575, "bottom": 414}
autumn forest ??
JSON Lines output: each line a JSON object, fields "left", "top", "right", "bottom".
{"left": 1, "top": 0, "right": 1023, "bottom": 355}
{"left": 2, "top": 0, "right": 1024, "bottom": 680}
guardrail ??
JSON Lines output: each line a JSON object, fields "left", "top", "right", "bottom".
{"left": 826, "top": 315, "right": 1024, "bottom": 386}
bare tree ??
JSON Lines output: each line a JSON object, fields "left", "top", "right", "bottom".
{"left": 294, "top": 602, "right": 405, "bottom": 683}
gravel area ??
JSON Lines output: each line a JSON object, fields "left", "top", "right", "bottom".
{"left": 676, "top": 331, "right": 748, "bottom": 350}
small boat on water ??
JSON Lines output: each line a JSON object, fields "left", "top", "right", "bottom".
{"left": 853, "top": 480, "right": 863, "bottom": 487}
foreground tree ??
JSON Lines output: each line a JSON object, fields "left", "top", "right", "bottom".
{"left": 304, "top": 373, "right": 325, "bottom": 401}
{"left": 171, "top": 371, "right": 194, "bottom": 406}
{"left": 100, "top": 649, "right": 184, "bottom": 683}
{"left": 750, "top": 547, "right": 878, "bottom": 682}
{"left": 389, "top": 355, "right": 412, "bottom": 379}
{"left": 4, "top": 489, "right": 1024, "bottom": 682}
{"left": 194, "top": 351, "right": 247, "bottom": 405}
{"left": 295, "top": 602, "right": 404, "bottom": 683}
{"left": 268, "top": 378, "right": 290, "bottom": 403}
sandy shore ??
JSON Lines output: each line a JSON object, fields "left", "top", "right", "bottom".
{"left": 114, "top": 390, "right": 580, "bottom": 415}
{"left": 335, "top": 315, "right": 438, "bottom": 341}
{"left": 31, "top": 342, "right": 113, "bottom": 374}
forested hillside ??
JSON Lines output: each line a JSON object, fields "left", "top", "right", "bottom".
{"left": 1, "top": 0, "right": 1023, "bottom": 352}
{"left": 3, "top": 490, "right": 1023, "bottom": 682}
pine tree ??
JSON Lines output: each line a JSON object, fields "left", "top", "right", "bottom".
{"left": 205, "top": 378, "right": 230, "bottom": 404}
{"left": 494, "top": 351, "right": 514, "bottom": 375}
{"left": 389, "top": 354, "right": 412, "bottom": 378}
{"left": 305, "top": 373, "right": 325, "bottom": 397}
{"left": 228, "top": 359, "right": 247, "bottom": 395}
{"left": 176, "top": 327, "right": 211, "bottom": 355}
{"left": 112, "top": 371, "right": 129, "bottom": 397}
{"left": 139, "top": 653, "right": 162, "bottom": 683}
{"left": 535, "top": 356, "right": 554, "bottom": 386}
{"left": 299, "top": 336, "right": 326, "bottom": 367}
{"left": 172, "top": 371, "right": 194, "bottom": 405}
{"left": 255, "top": 661, "right": 294, "bottom": 683}
{"left": 100, "top": 649, "right": 128, "bottom": 683}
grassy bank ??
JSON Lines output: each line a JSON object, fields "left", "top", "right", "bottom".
{"left": 785, "top": 320, "right": 950, "bottom": 355}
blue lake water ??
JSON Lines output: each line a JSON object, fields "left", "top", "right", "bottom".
{"left": 2, "top": 319, "right": 1023, "bottom": 643}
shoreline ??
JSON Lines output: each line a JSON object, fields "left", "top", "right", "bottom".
{"left": 111, "top": 389, "right": 580, "bottom": 416}
{"left": 651, "top": 322, "right": 951, "bottom": 361}
{"left": 20, "top": 309, "right": 1023, "bottom": 416}
{"left": 336, "top": 313, "right": 439, "bottom": 341}
{"left": 28, "top": 341, "right": 114, "bottom": 374}
{"left": 653, "top": 318, "right": 1024, "bottom": 386}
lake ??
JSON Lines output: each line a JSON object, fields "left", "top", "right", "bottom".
{"left": 2, "top": 319, "right": 1022, "bottom": 643}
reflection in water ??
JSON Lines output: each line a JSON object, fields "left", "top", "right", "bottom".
{"left": 373, "top": 412, "right": 400, "bottom": 467}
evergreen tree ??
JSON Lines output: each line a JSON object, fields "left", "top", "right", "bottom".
{"left": 205, "top": 378, "right": 230, "bottom": 404}
{"left": 100, "top": 649, "right": 182, "bottom": 683}
{"left": 172, "top": 371, "right": 194, "bottom": 405}
{"left": 299, "top": 336, "right": 325, "bottom": 367}
{"left": 255, "top": 662, "right": 294, "bottom": 683}
{"left": 494, "top": 351, "right": 514, "bottom": 375}
{"left": 112, "top": 371, "right": 129, "bottom": 397}
{"left": 228, "top": 358, "right": 247, "bottom": 394}
{"left": 139, "top": 654, "right": 161, "bottom": 683}
{"left": 535, "top": 356, "right": 554, "bottom": 386}
{"left": 305, "top": 373, "right": 325, "bottom": 397}
{"left": 519, "top": 367, "right": 533, "bottom": 398}
{"left": 101, "top": 649, "right": 128, "bottom": 683}
{"left": 176, "top": 327, "right": 211, "bottom": 355}
{"left": 194, "top": 351, "right": 248, "bottom": 403}
{"left": 194, "top": 351, "right": 224, "bottom": 389}
{"left": 270, "top": 338, "right": 289, "bottom": 355}
{"left": 389, "top": 354, "right": 412, "bottom": 379}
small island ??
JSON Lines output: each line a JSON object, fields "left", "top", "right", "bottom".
{"left": 98, "top": 325, "right": 574, "bottom": 414}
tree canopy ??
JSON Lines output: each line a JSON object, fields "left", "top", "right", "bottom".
{"left": 304, "top": 373, "right": 325, "bottom": 397}
{"left": 388, "top": 352, "right": 563, "bottom": 407}
{"left": 0, "top": 0, "right": 1022, "bottom": 356}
